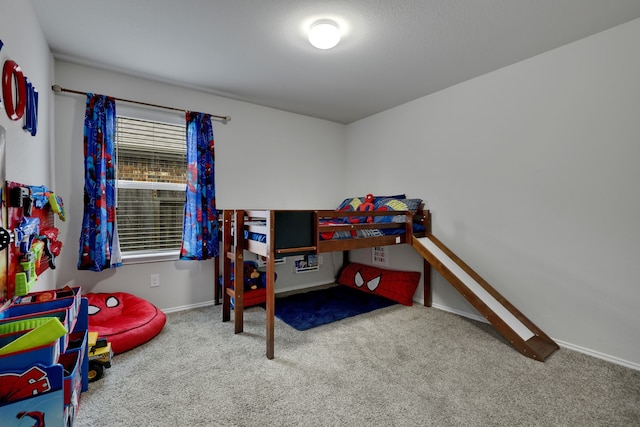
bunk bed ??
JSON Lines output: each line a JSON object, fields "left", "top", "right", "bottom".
{"left": 219, "top": 201, "right": 431, "bottom": 359}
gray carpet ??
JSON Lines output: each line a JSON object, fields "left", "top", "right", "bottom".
{"left": 75, "top": 302, "right": 640, "bottom": 426}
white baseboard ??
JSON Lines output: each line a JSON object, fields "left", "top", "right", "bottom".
{"left": 163, "top": 282, "right": 334, "bottom": 314}
{"left": 162, "top": 300, "right": 216, "bottom": 314}
{"left": 553, "top": 339, "right": 640, "bottom": 371}
{"left": 429, "top": 302, "right": 489, "bottom": 324}
{"left": 422, "top": 299, "right": 640, "bottom": 372}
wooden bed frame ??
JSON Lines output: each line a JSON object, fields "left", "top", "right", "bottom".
{"left": 218, "top": 208, "right": 431, "bottom": 359}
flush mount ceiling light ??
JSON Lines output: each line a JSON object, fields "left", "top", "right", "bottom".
{"left": 308, "top": 19, "right": 341, "bottom": 49}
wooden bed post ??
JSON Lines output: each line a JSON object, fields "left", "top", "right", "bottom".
{"left": 423, "top": 259, "right": 432, "bottom": 307}
{"left": 423, "top": 210, "right": 432, "bottom": 307}
{"left": 221, "top": 210, "right": 233, "bottom": 322}
{"left": 213, "top": 211, "right": 222, "bottom": 305}
{"left": 221, "top": 209, "right": 247, "bottom": 333}
{"left": 266, "top": 211, "right": 276, "bottom": 359}
{"left": 233, "top": 210, "right": 245, "bottom": 334}
{"left": 213, "top": 254, "right": 220, "bottom": 305}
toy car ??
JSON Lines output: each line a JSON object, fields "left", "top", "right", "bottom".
{"left": 87, "top": 331, "right": 113, "bottom": 382}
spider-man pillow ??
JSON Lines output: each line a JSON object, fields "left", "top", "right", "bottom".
{"left": 86, "top": 292, "right": 166, "bottom": 354}
{"left": 336, "top": 262, "right": 421, "bottom": 306}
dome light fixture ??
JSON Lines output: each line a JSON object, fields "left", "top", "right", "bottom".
{"left": 308, "top": 19, "right": 341, "bottom": 50}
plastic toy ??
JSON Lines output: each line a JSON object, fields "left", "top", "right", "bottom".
{"left": 0, "top": 317, "right": 67, "bottom": 356}
{"left": 39, "top": 227, "right": 62, "bottom": 269}
{"left": 8, "top": 185, "right": 66, "bottom": 221}
{"left": 219, "top": 261, "right": 274, "bottom": 308}
{"left": 13, "top": 217, "right": 40, "bottom": 255}
{"left": 87, "top": 331, "right": 113, "bottom": 382}
{"left": 350, "top": 193, "right": 375, "bottom": 223}
{"left": 0, "top": 227, "right": 10, "bottom": 251}
{"left": 9, "top": 186, "right": 33, "bottom": 215}
{"left": 14, "top": 240, "right": 44, "bottom": 296}
{"left": 47, "top": 192, "right": 66, "bottom": 222}
{"left": 249, "top": 268, "right": 261, "bottom": 290}
{"left": 360, "top": 193, "right": 375, "bottom": 214}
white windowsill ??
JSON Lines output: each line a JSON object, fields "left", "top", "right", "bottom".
{"left": 122, "top": 250, "right": 180, "bottom": 265}
{"left": 116, "top": 180, "right": 185, "bottom": 191}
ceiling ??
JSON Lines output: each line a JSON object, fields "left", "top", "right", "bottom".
{"left": 31, "top": 0, "right": 640, "bottom": 124}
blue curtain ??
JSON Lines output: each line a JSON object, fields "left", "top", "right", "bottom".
{"left": 180, "top": 112, "right": 219, "bottom": 260}
{"left": 78, "top": 94, "right": 122, "bottom": 271}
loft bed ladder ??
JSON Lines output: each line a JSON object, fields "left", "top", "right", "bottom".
{"left": 220, "top": 210, "right": 279, "bottom": 359}
{"left": 221, "top": 210, "right": 246, "bottom": 333}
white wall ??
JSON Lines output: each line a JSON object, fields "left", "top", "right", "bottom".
{"left": 5, "top": 0, "right": 637, "bottom": 368}
{"left": 0, "top": 0, "right": 56, "bottom": 292}
{"left": 345, "top": 18, "right": 640, "bottom": 368}
{"left": 52, "top": 61, "right": 346, "bottom": 310}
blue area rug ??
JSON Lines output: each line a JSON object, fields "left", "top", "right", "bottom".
{"left": 273, "top": 285, "right": 397, "bottom": 331}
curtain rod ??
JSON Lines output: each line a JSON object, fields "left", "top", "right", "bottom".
{"left": 51, "top": 84, "right": 231, "bottom": 123}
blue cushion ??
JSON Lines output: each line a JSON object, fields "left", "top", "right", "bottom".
{"left": 336, "top": 197, "right": 364, "bottom": 211}
{"left": 373, "top": 198, "right": 423, "bottom": 223}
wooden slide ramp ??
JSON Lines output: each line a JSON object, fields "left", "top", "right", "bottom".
{"left": 412, "top": 234, "right": 559, "bottom": 362}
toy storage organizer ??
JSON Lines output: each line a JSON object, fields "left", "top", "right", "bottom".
{"left": 0, "top": 287, "right": 89, "bottom": 427}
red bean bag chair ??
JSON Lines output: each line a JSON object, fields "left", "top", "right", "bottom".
{"left": 86, "top": 292, "right": 166, "bottom": 354}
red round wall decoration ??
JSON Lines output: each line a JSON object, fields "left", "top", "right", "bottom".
{"left": 2, "top": 59, "right": 26, "bottom": 121}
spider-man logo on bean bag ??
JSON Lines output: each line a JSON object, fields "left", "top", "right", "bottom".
{"left": 336, "top": 262, "right": 421, "bottom": 306}
{"left": 86, "top": 292, "right": 166, "bottom": 354}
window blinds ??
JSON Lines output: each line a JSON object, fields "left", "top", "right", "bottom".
{"left": 115, "top": 116, "right": 186, "bottom": 254}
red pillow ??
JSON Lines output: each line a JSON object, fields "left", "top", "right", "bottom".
{"left": 86, "top": 292, "right": 166, "bottom": 354}
{"left": 336, "top": 262, "right": 420, "bottom": 306}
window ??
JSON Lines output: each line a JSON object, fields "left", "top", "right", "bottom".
{"left": 115, "top": 108, "right": 186, "bottom": 263}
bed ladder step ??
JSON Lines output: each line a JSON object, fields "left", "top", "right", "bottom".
{"left": 221, "top": 210, "right": 245, "bottom": 334}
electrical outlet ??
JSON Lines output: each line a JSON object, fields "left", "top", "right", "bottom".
{"left": 150, "top": 274, "right": 160, "bottom": 288}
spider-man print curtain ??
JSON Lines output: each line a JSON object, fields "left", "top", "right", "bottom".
{"left": 78, "top": 94, "right": 122, "bottom": 271}
{"left": 180, "top": 112, "right": 219, "bottom": 260}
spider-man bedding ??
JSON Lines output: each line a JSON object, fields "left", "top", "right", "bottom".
{"left": 243, "top": 196, "right": 425, "bottom": 243}
{"left": 321, "top": 195, "right": 424, "bottom": 238}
